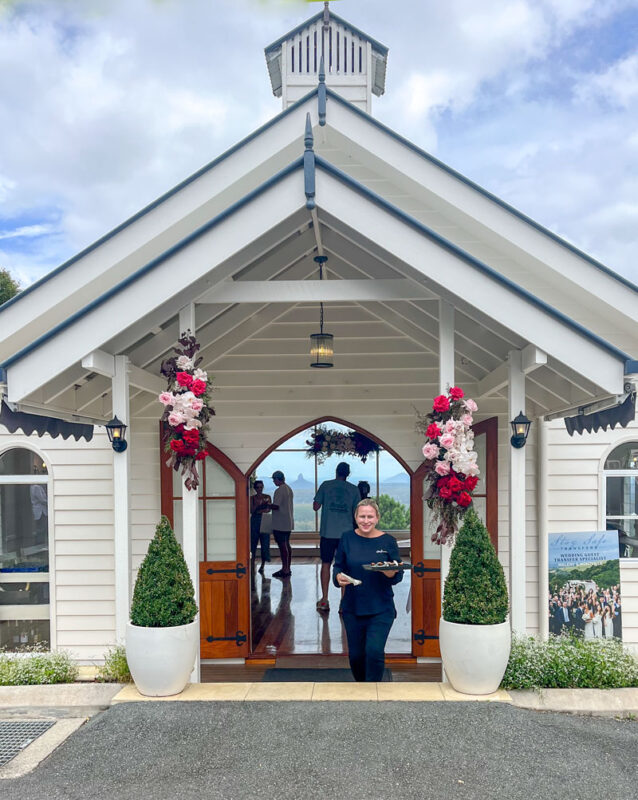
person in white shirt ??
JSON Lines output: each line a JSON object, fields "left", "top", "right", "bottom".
{"left": 270, "top": 471, "right": 294, "bottom": 579}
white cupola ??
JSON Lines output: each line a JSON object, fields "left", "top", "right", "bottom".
{"left": 265, "top": 2, "right": 388, "bottom": 114}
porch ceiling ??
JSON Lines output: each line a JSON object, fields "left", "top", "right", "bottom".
{"left": 19, "top": 206, "right": 612, "bottom": 426}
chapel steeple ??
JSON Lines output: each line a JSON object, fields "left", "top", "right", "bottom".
{"left": 265, "top": 2, "right": 388, "bottom": 114}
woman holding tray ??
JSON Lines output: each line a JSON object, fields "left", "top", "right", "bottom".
{"left": 334, "top": 499, "right": 403, "bottom": 681}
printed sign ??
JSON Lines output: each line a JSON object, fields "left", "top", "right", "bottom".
{"left": 548, "top": 531, "right": 621, "bottom": 640}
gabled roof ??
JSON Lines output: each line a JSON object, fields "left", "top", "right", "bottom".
{"left": 264, "top": 10, "right": 388, "bottom": 57}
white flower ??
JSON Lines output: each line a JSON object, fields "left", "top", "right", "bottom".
{"left": 176, "top": 355, "right": 194, "bottom": 370}
{"left": 193, "top": 368, "right": 207, "bottom": 381}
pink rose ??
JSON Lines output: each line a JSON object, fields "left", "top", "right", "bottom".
{"left": 439, "top": 432, "right": 455, "bottom": 449}
{"left": 190, "top": 398, "right": 204, "bottom": 413}
{"left": 159, "top": 392, "right": 174, "bottom": 406}
{"left": 422, "top": 443, "right": 440, "bottom": 459}
{"left": 168, "top": 411, "right": 186, "bottom": 426}
{"left": 444, "top": 419, "right": 456, "bottom": 433}
{"left": 462, "top": 414, "right": 473, "bottom": 426}
{"left": 464, "top": 399, "right": 478, "bottom": 412}
{"left": 434, "top": 460, "right": 451, "bottom": 476}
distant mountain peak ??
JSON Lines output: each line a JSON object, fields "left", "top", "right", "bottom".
{"left": 290, "top": 472, "right": 314, "bottom": 489}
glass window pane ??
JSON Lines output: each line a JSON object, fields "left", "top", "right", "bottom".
{"left": 0, "top": 582, "right": 49, "bottom": 605}
{"left": 0, "top": 619, "right": 50, "bottom": 650}
{"left": 171, "top": 501, "right": 204, "bottom": 557}
{"left": 0, "top": 449, "right": 47, "bottom": 476}
{"left": 206, "top": 500, "right": 236, "bottom": 560}
{"left": 604, "top": 442, "right": 638, "bottom": 470}
{"left": 606, "top": 477, "right": 637, "bottom": 516}
{"left": 172, "top": 468, "right": 203, "bottom": 498}
{"left": 607, "top": 519, "right": 638, "bottom": 559}
{"left": 474, "top": 433, "right": 486, "bottom": 485}
{"left": 0, "top": 484, "right": 49, "bottom": 571}
{"left": 422, "top": 491, "right": 441, "bottom": 559}
{"left": 378, "top": 451, "right": 409, "bottom": 527}
{"left": 205, "top": 460, "right": 234, "bottom": 497}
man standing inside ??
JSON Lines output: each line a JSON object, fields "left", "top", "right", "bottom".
{"left": 314, "top": 461, "right": 360, "bottom": 612}
{"left": 271, "top": 470, "right": 294, "bottom": 579}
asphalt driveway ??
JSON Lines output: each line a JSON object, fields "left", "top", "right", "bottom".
{"left": 5, "top": 701, "right": 638, "bottom": 800}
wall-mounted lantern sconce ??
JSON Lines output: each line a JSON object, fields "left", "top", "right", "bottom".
{"left": 510, "top": 411, "right": 531, "bottom": 449}
{"left": 105, "top": 416, "right": 128, "bottom": 452}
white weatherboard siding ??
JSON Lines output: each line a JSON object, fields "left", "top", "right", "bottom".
{"left": 547, "top": 416, "right": 638, "bottom": 654}
{"left": 0, "top": 428, "right": 116, "bottom": 662}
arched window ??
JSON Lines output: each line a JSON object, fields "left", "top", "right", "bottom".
{"left": 0, "top": 448, "right": 51, "bottom": 649}
{"left": 604, "top": 442, "right": 638, "bottom": 559}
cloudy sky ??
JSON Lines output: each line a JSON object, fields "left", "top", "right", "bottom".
{"left": 1, "top": 0, "right": 637, "bottom": 288}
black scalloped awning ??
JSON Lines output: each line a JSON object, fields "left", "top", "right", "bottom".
{"left": 0, "top": 401, "right": 94, "bottom": 442}
{"left": 564, "top": 392, "right": 636, "bottom": 436}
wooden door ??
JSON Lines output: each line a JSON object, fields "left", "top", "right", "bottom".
{"left": 410, "top": 416, "right": 498, "bottom": 656}
{"left": 161, "top": 437, "right": 249, "bottom": 659}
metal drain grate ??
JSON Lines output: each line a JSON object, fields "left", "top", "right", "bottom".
{"left": 0, "top": 721, "right": 55, "bottom": 767}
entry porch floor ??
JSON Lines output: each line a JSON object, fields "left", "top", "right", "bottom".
{"left": 202, "top": 558, "right": 441, "bottom": 682}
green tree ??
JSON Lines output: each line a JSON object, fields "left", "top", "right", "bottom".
{"left": 130, "top": 516, "right": 197, "bottom": 627}
{"left": 377, "top": 494, "right": 410, "bottom": 530}
{"left": 0, "top": 269, "right": 20, "bottom": 306}
{"left": 443, "top": 508, "right": 509, "bottom": 625}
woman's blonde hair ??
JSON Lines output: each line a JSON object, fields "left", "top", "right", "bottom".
{"left": 355, "top": 498, "right": 380, "bottom": 518}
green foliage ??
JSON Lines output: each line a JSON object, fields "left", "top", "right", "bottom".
{"left": 549, "top": 559, "right": 620, "bottom": 594}
{"left": 0, "top": 268, "right": 20, "bottom": 306}
{"left": 442, "top": 508, "right": 509, "bottom": 624}
{"left": 0, "top": 647, "right": 78, "bottom": 685}
{"left": 377, "top": 494, "right": 410, "bottom": 530}
{"left": 97, "top": 644, "right": 132, "bottom": 683}
{"left": 130, "top": 516, "right": 197, "bottom": 627}
{"left": 502, "top": 633, "right": 638, "bottom": 689}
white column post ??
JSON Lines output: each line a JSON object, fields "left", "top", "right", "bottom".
{"left": 179, "top": 304, "right": 200, "bottom": 683}
{"left": 439, "top": 300, "right": 455, "bottom": 592}
{"left": 508, "top": 349, "right": 527, "bottom": 635}
{"left": 537, "top": 417, "right": 549, "bottom": 640}
{"left": 112, "top": 355, "right": 131, "bottom": 642}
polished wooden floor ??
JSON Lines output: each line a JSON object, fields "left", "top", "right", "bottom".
{"left": 199, "top": 556, "right": 442, "bottom": 682}
{"left": 250, "top": 558, "right": 412, "bottom": 656}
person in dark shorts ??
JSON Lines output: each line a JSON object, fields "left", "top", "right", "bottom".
{"left": 313, "top": 461, "right": 359, "bottom": 612}
{"left": 334, "top": 498, "right": 402, "bottom": 681}
{"left": 270, "top": 470, "right": 294, "bottom": 578}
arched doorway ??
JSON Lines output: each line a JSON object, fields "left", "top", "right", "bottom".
{"left": 160, "top": 416, "right": 498, "bottom": 662}
{"left": 246, "top": 417, "right": 413, "bottom": 658}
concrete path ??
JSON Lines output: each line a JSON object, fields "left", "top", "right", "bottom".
{"left": 4, "top": 700, "right": 638, "bottom": 800}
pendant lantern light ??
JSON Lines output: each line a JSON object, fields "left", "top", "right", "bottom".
{"left": 309, "top": 255, "right": 334, "bottom": 368}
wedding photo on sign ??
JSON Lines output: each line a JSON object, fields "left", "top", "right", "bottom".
{"left": 548, "top": 532, "right": 622, "bottom": 640}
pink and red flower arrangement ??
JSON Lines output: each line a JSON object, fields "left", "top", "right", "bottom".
{"left": 159, "top": 333, "right": 215, "bottom": 490}
{"left": 417, "top": 386, "right": 480, "bottom": 545}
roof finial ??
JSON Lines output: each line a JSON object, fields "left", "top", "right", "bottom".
{"left": 304, "top": 112, "right": 314, "bottom": 151}
{"left": 319, "top": 54, "right": 325, "bottom": 84}
{"left": 323, "top": 2, "right": 330, "bottom": 27}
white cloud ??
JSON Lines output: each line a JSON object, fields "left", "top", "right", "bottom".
{"left": 576, "top": 52, "right": 638, "bottom": 108}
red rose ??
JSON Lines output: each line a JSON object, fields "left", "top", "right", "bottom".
{"left": 457, "top": 491, "right": 472, "bottom": 508}
{"left": 176, "top": 372, "right": 193, "bottom": 388}
{"left": 191, "top": 379, "right": 206, "bottom": 396}
{"left": 437, "top": 476, "right": 450, "bottom": 488}
{"left": 183, "top": 429, "right": 199, "bottom": 444}
{"left": 170, "top": 439, "right": 185, "bottom": 453}
{"left": 195, "top": 450, "right": 207, "bottom": 461}
{"left": 448, "top": 477, "right": 462, "bottom": 493}
{"left": 432, "top": 395, "right": 450, "bottom": 413}
{"left": 465, "top": 476, "right": 479, "bottom": 491}
{"left": 426, "top": 423, "right": 442, "bottom": 439}
{"left": 184, "top": 446, "right": 197, "bottom": 457}
{"left": 449, "top": 386, "right": 464, "bottom": 400}
{"left": 439, "top": 486, "right": 453, "bottom": 500}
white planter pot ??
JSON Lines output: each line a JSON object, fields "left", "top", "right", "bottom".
{"left": 126, "top": 620, "right": 198, "bottom": 697}
{"left": 439, "top": 618, "right": 511, "bottom": 695}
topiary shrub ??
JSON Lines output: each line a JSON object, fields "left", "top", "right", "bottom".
{"left": 130, "top": 516, "right": 197, "bottom": 628}
{"left": 442, "top": 507, "right": 509, "bottom": 625}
